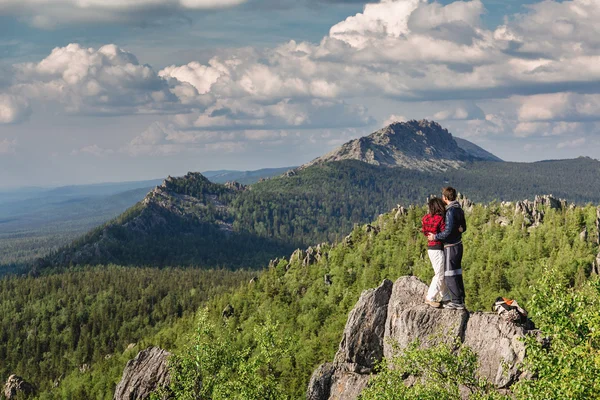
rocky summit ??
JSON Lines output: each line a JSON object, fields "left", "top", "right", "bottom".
{"left": 304, "top": 120, "right": 494, "bottom": 171}
{"left": 307, "top": 276, "right": 538, "bottom": 400}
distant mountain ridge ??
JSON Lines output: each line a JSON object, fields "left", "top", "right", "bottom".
{"left": 304, "top": 120, "right": 500, "bottom": 171}
{"left": 36, "top": 120, "right": 600, "bottom": 271}
{"left": 203, "top": 167, "right": 296, "bottom": 185}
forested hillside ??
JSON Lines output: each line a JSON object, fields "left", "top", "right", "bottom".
{"left": 0, "top": 168, "right": 285, "bottom": 271}
{"left": 18, "top": 197, "right": 599, "bottom": 398}
{"left": 0, "top": 267, "right": 254, "bottom": 398}
{"left": 38, "top": 156, "right": 600, "bottom": 271}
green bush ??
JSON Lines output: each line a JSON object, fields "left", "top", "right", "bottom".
{"left": 157, "top": 310, "right": 291, "bottom": 400}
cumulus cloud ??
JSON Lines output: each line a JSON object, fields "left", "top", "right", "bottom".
{"left": 518, "top": 93, "right": 600, "bottom": 122}
{"left": 0, "top": 0, "right": 247, "bottom": 28}
{"left": 12, "top": 44, "right": 184, "bottom": 116}
{"left": 155, "top": 0, "right": 600, "bottom": 105}
{"left": 0, "top": 94, "right": 31, "bottom": 124}
{"left": 461, "top": 113, "right": 510, "bottom": 138}
{"left": 514, "top": 121, "right": 588, "bottom": 138}
{"left": 8, "top": 0, "right": 600, "bottom": 146}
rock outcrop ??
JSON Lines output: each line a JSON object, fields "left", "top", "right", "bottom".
{"left": 224, "top": 181, "right": 246, "bottom": 191}
{"left": 114, "top": 347, "right": 171, "bottom": 400}
{"left": 514, "top": 195, "right": 565, "bottom": 229}
{"left": 596, "top": 207, "right": 600, "bottom": 245}
{"left": 307, "top": 277, "right": 536, "bottom": 400}
{"left": 333, "top": 279, "right": 393, "bottom": 373}
{"left": 3, "top": 375, "right": 35, "bottom": 399}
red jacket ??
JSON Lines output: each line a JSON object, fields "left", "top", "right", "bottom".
{"left": 421, "top": 214, "right": 445, "bottom": 249}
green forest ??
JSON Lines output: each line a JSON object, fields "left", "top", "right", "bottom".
{"left": 35, "top": 157, "right": 600, "bottom": 271}
{"left": 2, "top": 198, "right": 599, "bottom": 398}
{"left": 0, "top": 267, "right": 254, "bottom": 398}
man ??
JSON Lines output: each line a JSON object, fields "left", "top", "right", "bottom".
{"left": 427, "top": 187, "right": 467, "bottom": 309}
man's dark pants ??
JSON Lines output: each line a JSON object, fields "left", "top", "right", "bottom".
{"left": 444, "top": 242, "right": 465, "bottom": 304}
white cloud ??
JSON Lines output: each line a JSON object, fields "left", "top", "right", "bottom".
{"left": 461, "top": 113, "right": 510, "bottom": 138}
{"left": 71, "top": 144, "right": 114, "bottom": 156}
{"left": 557, "top": 137, "right": 586, "bottom": 149}
{"left": 12, "top": 44, "right": 183, "bottom": 116}
{"left": 171, "top": 98, "right": 374, "bottom": 131}
{"left": 8, "top": 0, "right": 600, "bottom": 145}
{"left": 123, "top": 122, "right": 246, "bottom": 156}
{"left": 0, "top": 139, "right": 17, "bottom": 154}
{"left": 0, "top": 94, "right": 31, "bottom": 124}
{"left": 0, "top": 0, "right": 247, "bottom": 28}
{"left": 383, "top": 114, "right": 408, "bottom": 127}
{"left": 432, "top": 103, "right": 486, "bottom": 121}
{"left": 519, "top": 93, "right": 600, "bottom": 122}
{"left": 515, "top": 121, "right": 587, "bottom": 138}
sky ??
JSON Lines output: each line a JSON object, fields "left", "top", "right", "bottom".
{"left": 1, "top": 0, "right": 600, "bottom": 188}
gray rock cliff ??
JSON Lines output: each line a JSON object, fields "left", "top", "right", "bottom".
{"left": 307, "top": 277, "right": 536, "bottom": 400}
{"left": 114, "top": 347, "right": 171, "bottom": 400}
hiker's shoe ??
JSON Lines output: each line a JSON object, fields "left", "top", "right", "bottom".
{"left": 425, "top": 299, "right": 441, "bottom": 308}
{"left": 443, "top": 302, "right": 466, "bottom": 310}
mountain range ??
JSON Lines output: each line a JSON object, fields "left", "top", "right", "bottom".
{"left": 36, "top": 120, "right": 600, "bottom": 270}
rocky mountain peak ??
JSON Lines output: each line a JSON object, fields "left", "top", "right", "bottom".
{"left": 303, "top": 120, "right": 488, "bottom": 172}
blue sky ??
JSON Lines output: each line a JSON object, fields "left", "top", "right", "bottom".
{"left": 1, "top": 0, "right": 598, "bottom": 187}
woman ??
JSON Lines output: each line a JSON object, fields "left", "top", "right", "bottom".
{"left": 421, "top": 198, "right": 451, "bottom": 308}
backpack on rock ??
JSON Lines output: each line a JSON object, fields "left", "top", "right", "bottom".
{"left": 492, "top": 297, "right": 528, "bottom": 325}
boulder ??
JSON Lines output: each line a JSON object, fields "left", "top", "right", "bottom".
{"left": 463, "top": 313, "right": 528, "bottom": 388}
{"left": 304, "top": 247, "right": 318, "bottom": 267}
{"left": 114, "top": 347, "right": 171, "bottom": 400}
{"left": 328, "top": 369, "right": 371, "bottom": 400}
{"left": 385, "top": 277, "right": 468, "bottom": 358}
{"left": 364, "top": 224, "right": 380, "bottom": 236}
{"left": 593, "top": 252, "right": 600, "bottom": 276}
{"left": 385, "top": 304, "right": 468, "bottom": 357}
{"left": 307, "top": 363, "right": 335, "bottom": 400}
{"left": 222, "top": 304, "right": 234, "bottom": 319}
{"left": 394, "top": 206, "right": 408, "bottom": 220}
{"left": 596, "top": 207, "right": 600, "bottom": 244}
{"left": 495, "top": 216, "right": 510, "bottom": 227}
{"left": 343, "top": 234, "right": 354, "bottom": 247}
{"left": 224, "top": 181, "right": 246, "bottom": 191}
{"left": 457, "top": 193, "right": 474, "bottom": 212}
{"left": 334, "top": 279, "right": 393, "bottom": 372}
{"left": 3, "top": 375, "right": 35, "bottom": 399}
{"left": 307, "top": 280, "right": 393, "bottom": 399}
{"left": 308, "top": 276, "right": 538, "bottom": 400}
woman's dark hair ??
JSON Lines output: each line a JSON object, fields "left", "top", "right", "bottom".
{"left": 428, "top": 197, "right": 446, "bottom": 216}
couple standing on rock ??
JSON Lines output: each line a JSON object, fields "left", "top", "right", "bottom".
{"left": 421, "top": 187, "right": 467, "bottom": 310}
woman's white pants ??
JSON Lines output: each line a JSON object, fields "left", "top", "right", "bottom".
{"left": 427, "top": 249, "right": 451, "bottom": 302}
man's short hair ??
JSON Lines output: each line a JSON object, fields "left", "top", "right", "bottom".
{"left": 442, "top": 187, "right": 457, "bottom": 202}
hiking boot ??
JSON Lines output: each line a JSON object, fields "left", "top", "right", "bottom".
{"left": 425, "top": 299, "right": 441, "bottom": 308}
{"left": 443, "top": 302, "right": 466, "bottom": 310}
